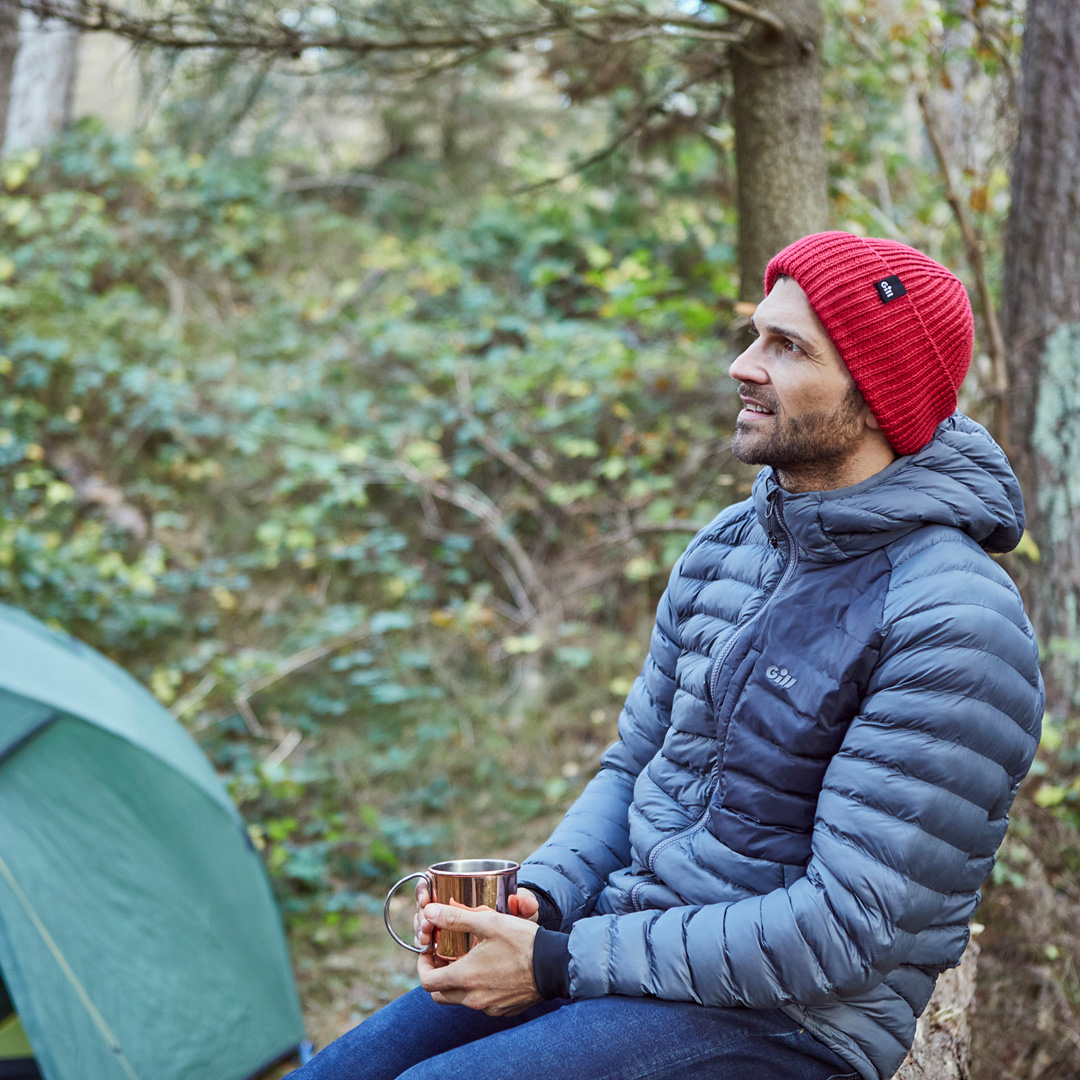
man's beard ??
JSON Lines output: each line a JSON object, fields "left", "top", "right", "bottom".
{"left": 731, "top": 383, "right": 867, "bottom": 476}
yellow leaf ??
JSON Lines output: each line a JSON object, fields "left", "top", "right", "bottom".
{"left": 403, "top": 439, "right": 448, "bottom": 478}
{"left": 1, "top": 149, "right": 39, "bottom": 191}
{"left": 624, "top": 555, "right": 657, "bottom": 582}
{"left": 1034, "top": 784, "right": 1067, "bottom": 808}
{"left": 211, "top": 585, "right": 237, "bottom": 610}
{"left": 45, "top": 481, "right": 74, "bottom": 505}
{"left": 150, "top": 666, "right": 181, "bottom": 704}
{"left": 504, "top": 633, "right": 543, "bottom": 655}
{"left": 1014, "top": 530, "right": 1040, "bottom": 563}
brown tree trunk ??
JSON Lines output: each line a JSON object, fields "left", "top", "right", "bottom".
{"left": 730, "top": 0, "right": 828, "bottom": 299}
{"left": 1000, "top": 0, "right": 1080, "bottom": 715}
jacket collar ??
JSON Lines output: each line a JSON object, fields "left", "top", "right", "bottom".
{"left": 751, "top": 413, "right": 1026, "bottom": 563}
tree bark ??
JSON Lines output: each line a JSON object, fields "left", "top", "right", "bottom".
{"left": 1, "top": 6, "right": 80, "bottom": 155}
{"left": 730, "top": 0, "right": 828, "bottom": 299}
{"left": 0, "top": 2, "right": 19, "bottom": 144}
{"left": 895, "top": 942, "right": 979, "bottom": 1080}
{"left": 1000, "top": 0, "right": 1080, "bottom": 714}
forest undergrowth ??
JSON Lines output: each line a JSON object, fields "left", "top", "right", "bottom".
{"left": 1, "top": 125, "right": 1076, "bottom": 1077}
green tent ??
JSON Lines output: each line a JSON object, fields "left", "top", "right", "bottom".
{"left": 0, "top": 604, "right": 307, "bottom": 1080}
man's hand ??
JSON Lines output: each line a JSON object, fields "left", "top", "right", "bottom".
{"left": 417, "top": 903, "right": 542, "bottom": 1016}
{"left": 413, "top": 884, "right": 540, "bottom": 953}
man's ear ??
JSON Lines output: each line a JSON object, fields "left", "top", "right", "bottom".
{"left": 864, "top": 409, "right": 882, "bottom": 432}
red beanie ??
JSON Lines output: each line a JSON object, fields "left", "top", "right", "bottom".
{"left": 764, "top": 231, "right": 974, "bottom": 455}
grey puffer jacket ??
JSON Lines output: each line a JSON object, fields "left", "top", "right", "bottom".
{"left": 519, "top": 414, "right": 1043, "bottom": 1080}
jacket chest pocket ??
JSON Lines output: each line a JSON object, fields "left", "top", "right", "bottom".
{"left": 708, "top": 556, "right": 888, "bottom": 864}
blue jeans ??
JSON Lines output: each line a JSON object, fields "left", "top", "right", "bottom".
{"left": 287, "top": 987, "right": 859, "bottom": 1080}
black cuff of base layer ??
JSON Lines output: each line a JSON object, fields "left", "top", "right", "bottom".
{"left": 532, "top": 928, "right": 572, "bottom": 1000}
{"left": 519, "top": 884, "right": 562, "bottom": 931}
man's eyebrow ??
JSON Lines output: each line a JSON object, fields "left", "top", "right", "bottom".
{"left": 760, "top": 322, "right": 818, "bottom": 352}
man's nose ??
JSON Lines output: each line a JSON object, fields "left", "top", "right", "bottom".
{"left": 728, "top": 340, "right": 766, "bottom": 384}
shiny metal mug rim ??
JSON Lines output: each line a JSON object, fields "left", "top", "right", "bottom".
{"left": 383, "top": 859, "right": 520, "bottom": 956}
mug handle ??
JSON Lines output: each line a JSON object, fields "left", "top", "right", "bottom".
{"left": 383, "top": 871, "right": 434, "bottom": 954}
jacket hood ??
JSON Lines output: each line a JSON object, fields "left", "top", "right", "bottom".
{"left": 752, "top": 412, "right": 1026, "bottom": 562}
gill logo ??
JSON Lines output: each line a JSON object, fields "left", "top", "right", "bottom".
{"left": 765, "top": 664, "right": 797, "bottom": 689}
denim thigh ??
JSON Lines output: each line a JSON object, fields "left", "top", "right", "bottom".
{"left": 288, "top": 986, "right": 859, "bottom": 1080}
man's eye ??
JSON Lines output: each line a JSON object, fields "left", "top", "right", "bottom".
{"left": 783, "top": 339, "right": 803, "bottom": 354}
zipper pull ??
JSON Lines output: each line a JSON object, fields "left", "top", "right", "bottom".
{"left": 765, "top": 483, "right": 780, "bottom": 548}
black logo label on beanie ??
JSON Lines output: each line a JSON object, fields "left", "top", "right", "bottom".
{"left": 875, "top": 275, "right": 907, "bottom": 303}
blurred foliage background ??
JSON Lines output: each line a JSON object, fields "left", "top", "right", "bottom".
{"left": 0, "top": 0, "right": 1076, "bottom": 1073}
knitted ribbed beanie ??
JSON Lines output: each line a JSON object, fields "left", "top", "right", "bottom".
{"left": 764, "top": 231, "right": 974, "bottom": 455}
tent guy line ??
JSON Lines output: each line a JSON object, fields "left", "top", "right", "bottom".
{"left": 0, "top": 851, "right": 141, "bottom": 1080}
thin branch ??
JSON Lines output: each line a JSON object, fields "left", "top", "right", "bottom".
{"left": 5, "top": 0, "right": 781, "bottom": 55}
{"left": 703, "top": 0, "right": 784, "bottom": 33}
{"left": 918, "top": 88, "right": 1010, "bottom": 453}
{"left": 454, "top": 365, "right": 554, "bottom": 500}
{"left": 395, "top": 454, "right": 556, "bottom": 623}
{"left": 265, "top": 728, "right": 303, "bottom": 767}
{"left": 490, "top": 550, "right": 539, "bottom": 622}
{"left": 233, "top": 690, "right": 267, "bottom": 737}
{"left": 514, "top": 106, "right": 659, "bottom": 193}
{"left": 516, "top": 61, "right": 729, "bottom": 193}
{"left": 170, "top": 673, "right": 217, "bottom": 719}
{"left": 232, "top": 628, "right": 370, "bottom": 736}
{"left": 279, "top": 172, "right": 431, "bottom": 199}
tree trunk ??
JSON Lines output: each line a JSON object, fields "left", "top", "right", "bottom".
{"left": 1000, "top": 0, "right": 1080, "bottom": 714}
{"left": 730, "top": 0, "right": 828, "bottom": 299}
{"left": 895, "top": 942, "right": 979, "bottom": 1080}
{"left": 1, "top": 7, "right": 80, "bottom": 156}
{"left": 0, "top": 3, "right": 19, "bottom": 144}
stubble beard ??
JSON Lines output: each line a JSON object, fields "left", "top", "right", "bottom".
{"left": 731, "top": 383, "right": 868, "bottom": 487}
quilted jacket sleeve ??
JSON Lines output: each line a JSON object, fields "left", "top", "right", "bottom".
{"left": 517, "top": 551, "right": 686, "bottom": 929}
{"left": 563, "top": 538, "right": 1044, "bottom": 1005}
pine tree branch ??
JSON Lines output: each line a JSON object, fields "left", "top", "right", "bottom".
{"left": 2, "top": 0, "right": 782, "bottom": 56}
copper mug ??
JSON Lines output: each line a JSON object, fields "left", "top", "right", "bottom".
{"left": 383, "top": 858, "right": 519, "bottom": 960}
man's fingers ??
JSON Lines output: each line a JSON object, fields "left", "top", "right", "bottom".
{"left": 413, "top": 879, "right": 433, "bottom": 948}
{"left": 424, "top": 902, "right": 497, "bottom": 936}
{"left": 508, "top": 888, "right": 540, "bottom": 921}
{"left": 418, "top": 950, "right": 472, "bottom": 995}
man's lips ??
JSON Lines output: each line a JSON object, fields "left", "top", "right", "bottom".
{"left": 739, "top": 396, "right": 775, "bottom": 417}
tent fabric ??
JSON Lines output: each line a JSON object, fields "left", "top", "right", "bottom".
{"left": 0, "top": 606, "right": 235, "bottom": 818}
{"left": 0, "top": 605, "right": 306, "bottom": 1080}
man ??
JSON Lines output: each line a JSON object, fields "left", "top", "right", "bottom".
{"left": 292, "top": 232, "right": 1043, "bottom": 1080}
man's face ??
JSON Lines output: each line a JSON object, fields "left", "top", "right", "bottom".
{"left": 728, "top": 276, "right": 876, "bottom": 492}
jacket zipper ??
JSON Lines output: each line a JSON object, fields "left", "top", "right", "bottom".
{"left": 630, "top": 483, "right": 800, "bottom": 909}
